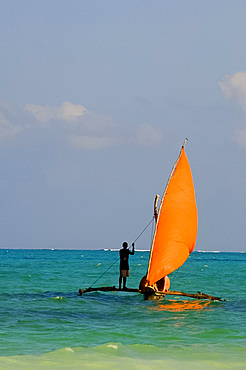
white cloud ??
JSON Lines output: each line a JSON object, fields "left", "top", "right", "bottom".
{"left": 219, "top": 72, "right": 246, "bottom": 111}
{"left": 80, "top": 111, "right": 114, "bottom": 132}
{"left": 24, "top": 101, "right": 112, "bottom": 133}
{"left": 0, "top": 101, "right": 164, "bottom": 150}
{"left": 1, "top": 100, "right": 115, "bottom": 149}
{"left": 70, "top": 135, "right": 114, "bottom": 150}
{"left": 219, "top": 72, "right": 246, "bottom": 149}
{"left": 0, "top": 111, "right": 20, "bottom": 142}
{"left": 25, "top": 101, "right": 87, "bottom": 122}
{"left": 136, "top": 123, "right": 163, "bottom": 146}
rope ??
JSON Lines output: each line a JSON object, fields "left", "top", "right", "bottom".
{"left": 90, "top": 217, "right": 155, "bottom": 287}
{"left": 90, "top": 257, "right": 119, "bottom": 287}
{"left": 132, "top": 216, "right": 155, "bottom": 244}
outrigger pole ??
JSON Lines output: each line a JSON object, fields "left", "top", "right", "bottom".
{"left": 78, "top": 286, "right": 225, "bottom": 301}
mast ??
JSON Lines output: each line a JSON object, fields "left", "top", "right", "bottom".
{"left": 146, "top": 138, "right": 188, "bottom": 281}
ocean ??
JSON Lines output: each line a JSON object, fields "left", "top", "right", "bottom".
{"left": 0, "top": 249, "right": 245, "bottom": 369}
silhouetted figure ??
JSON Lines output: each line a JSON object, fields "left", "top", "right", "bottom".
{"left": 119, "top": 242, "right": 134, "bottom": 289}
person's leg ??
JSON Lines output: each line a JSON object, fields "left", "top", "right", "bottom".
{"left": 123, "top": 277, "right": 126, "bottom": 289}
{"left": 119, "top": 276, "right": 122, "bottom": 289}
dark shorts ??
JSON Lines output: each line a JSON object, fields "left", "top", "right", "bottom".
{"left": 120, "top": 270, "right": 129, "bottom": 278}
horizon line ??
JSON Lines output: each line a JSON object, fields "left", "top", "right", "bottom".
{"left": 0, "top": 248, "right": 245, "bottom": 253}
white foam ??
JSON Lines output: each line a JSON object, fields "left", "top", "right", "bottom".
{"left": 107, "top": 344, "right": 118, "bottom": 350}
{"left": 196, "top": 250, "right": 221, "bottom": 253}
{"left": 65, "top": 347, "right": 74, "bottom": 352}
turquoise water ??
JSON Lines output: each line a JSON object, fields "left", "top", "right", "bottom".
{"left": 0, "top": 249, "right": 245, "bottom": 369}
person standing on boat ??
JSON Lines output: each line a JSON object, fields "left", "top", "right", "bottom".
{"left": 119, "top": 242, "right": 135, "bottom": 290}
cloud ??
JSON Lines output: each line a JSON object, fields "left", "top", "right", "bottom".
{"left": 136, "top": 123, "right": 163, "bottom": 146}
{"left": 25, "top": 101, "right": 113, "bottom": 132}
{"left": 70, "top": 123, "right": 163, "bottom": 150}
{"left": 0, "top": 110, "right": 20, "bottom": 142}
{"left": 70, "top": 135, "right": 114, "bottom": 150}
{"left": 77, "top": 111, "right": 114, "bottom": 132}
{"left": 219, "top": 72, "right": 246, "bottom": 148}
{"left": 219, "top": 72, "right": 246, "bottom": 111}
{"left": 25, "top": 101, "right": 88, "bottom": 122}
{"left": 0, "top": 101, "right": 164, "bottom": 150}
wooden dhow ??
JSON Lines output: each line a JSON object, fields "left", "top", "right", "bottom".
{"left": 139, "top": 138, "right": 198, "bottom": 299}
{"left": 79, "top": 140, "right": 224, "bottom": 302}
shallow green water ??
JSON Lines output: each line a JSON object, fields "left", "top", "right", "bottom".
{"left": 0, "top": 249, "right": 245, "bottom": 368}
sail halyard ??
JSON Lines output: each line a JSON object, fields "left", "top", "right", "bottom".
{"left": 146, "top": 139, "right": 197, "bottom": 287}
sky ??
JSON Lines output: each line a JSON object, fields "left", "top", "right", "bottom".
{"left": 1, "top": 0, "right": 246, "bottom": 252}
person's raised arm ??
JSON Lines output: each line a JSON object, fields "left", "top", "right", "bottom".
{"left": 130, "top": 243, "right": 135, "bottom": 255}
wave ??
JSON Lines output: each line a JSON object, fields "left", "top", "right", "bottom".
{"left": 195, "top": 250, "right": 221, "bottom": 253}
{"left": 0, "top": 342, "right": 243, "bottom": 369}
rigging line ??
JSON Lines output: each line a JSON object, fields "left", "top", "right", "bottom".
{"left": 132, "top": 216, "right": 155, "bottom": 244}
{"left": 90, "top": 257, "right": 119, "bottom": 287}
{"left": 90, "top": 217, "right": 155, "bottom": 287}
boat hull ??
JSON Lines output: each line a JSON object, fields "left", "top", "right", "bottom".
{"left": 143, "top": 286, "right": 166, "bottom": 300}
{"left": 144, "top": 292, "right": 166, "bottom": 300}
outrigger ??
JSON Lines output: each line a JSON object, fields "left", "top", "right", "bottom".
{"left": 79, "top": 140, "right": 224, "bottom": 302}
{"left": 78, "top": 287, "right": 223, "bottom": 301}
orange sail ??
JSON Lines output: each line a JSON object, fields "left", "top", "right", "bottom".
{"left": 146, "top": 142, "right": 198, "bottom": 287}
